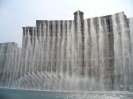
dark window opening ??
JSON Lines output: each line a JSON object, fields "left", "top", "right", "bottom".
{"left": 106, "top": 19, "right": 110, "bottom": 26}
{"left": 56, "top": 24, "right": 58, "bottom": 30}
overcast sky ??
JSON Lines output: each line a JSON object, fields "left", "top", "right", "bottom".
{"left": 0, "top": 0, "right": 133, "bottom": 47}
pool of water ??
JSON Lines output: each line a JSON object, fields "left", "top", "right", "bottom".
{"left": 0, "top": 89, "right": 133, "bottom": 99}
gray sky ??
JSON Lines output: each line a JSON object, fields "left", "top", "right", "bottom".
{"left": 0, "top": 0, "right": 133, "bottom": 47}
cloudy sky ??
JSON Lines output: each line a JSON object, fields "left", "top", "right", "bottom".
{"left": 0, "top": 0, "right": 133, "bottom": 47}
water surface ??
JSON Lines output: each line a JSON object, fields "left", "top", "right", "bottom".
{"left": 0, "top": 89, "right": 133, "bottom": 99}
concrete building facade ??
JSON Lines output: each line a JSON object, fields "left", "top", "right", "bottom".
{"left": 21, "top": 10, "right": 132, "bottom": 89}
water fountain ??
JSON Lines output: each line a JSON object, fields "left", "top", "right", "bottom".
{"left": 0, "top": 11, "right": 133, "bottom": 98}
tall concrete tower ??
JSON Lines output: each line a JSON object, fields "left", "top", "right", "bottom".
{"left": 74, "top": 10, "right": 85, "bottom": 75}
